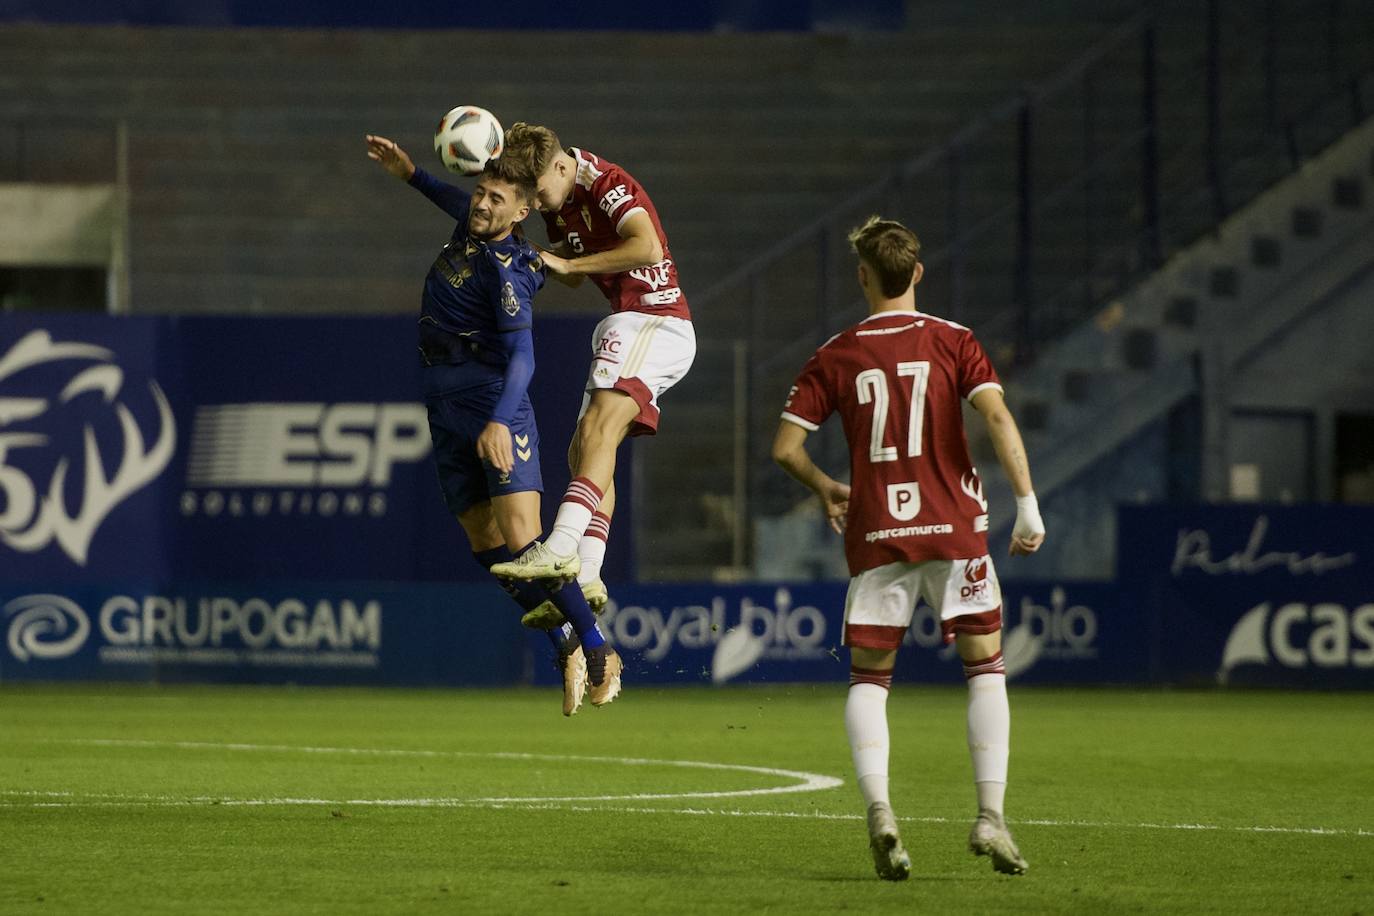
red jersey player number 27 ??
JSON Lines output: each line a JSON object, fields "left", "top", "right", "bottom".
{"left": 781, "top": 312, "right": 1001, "bottom": 575}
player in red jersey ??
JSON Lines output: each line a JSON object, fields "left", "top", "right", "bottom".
{"left": 491, "top": 124, "right": 695, "bottom": 617}
{"left": 772, "top": 216, "right": 1045, "bottom": 881}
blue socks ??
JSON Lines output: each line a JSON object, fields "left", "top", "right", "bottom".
{"left": 474, "top": 544, "right": 570, "bottom": 652}
{"left": 546, "top": 577, "right": 606, "bottom": 649}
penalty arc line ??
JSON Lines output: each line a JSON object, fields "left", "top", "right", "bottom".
{"left": 13, "top": 739, "right": 1372, "bottom": 838}
{"left": 47, "top": 737, "right": 845, "bottom": 802}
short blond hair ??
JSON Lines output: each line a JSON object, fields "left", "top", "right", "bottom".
{"left": 501, "top": 122, "right": 564, "bottom": 182}
{"left": 848, "top": 215, "right": 921, "bottom": 298}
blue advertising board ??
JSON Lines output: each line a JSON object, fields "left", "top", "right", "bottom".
{"left": 0, "top": 313, "right": 630, "bottom": 586}
{"left": 0, "top": 581, "right": 523, "bottom": 686}
{"left": 1117, "top": 505, "right": 1374, "bottom": 687}
{"left": 524, "top": 580, "right": 1138, "bottom": 687}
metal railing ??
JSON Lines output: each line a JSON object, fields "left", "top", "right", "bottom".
{"left": 668, "top": 0, "right": 1374, "bottom": 575}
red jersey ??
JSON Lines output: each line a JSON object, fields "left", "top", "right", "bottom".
{"left": 781, "top": 311, "right": 1003, "bottom": 575}
{"left": 540, "top": 148, "right": 691, "bottom": 321}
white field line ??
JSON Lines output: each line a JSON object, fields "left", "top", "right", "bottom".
{"left": 41, "top": 737, "right": 844, "bottom": 802}
{"left": 5, "top": 738, "right": 1369, "bottom": 839}
{"left": 1, "top": 790, "right": 1371, "bottom": 838}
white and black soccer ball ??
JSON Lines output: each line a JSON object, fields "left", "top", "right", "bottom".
{"left": 434, "top": 105, "right": 504, "bottom": 176}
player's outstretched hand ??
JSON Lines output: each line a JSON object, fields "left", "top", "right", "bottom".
{"left": 538, "top": 249, "right": 573, "bottom": 276}
{"left": 1010, "top": 493, "right": 1045, "bottom": 556}
{"left": 476, "top": 421, "right": 514, "bottom": 475}
{"left": 365, "top": 134, "right": 416, "bottom": 181}
{"left": 821, "top": 480, "right": 851, "bottom": 535}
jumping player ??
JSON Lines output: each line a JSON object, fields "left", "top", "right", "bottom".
{"left": 772, "top": 216, "right": 1045, "bottom": 880}
{"left": 490, "top": 124, "right": 695, "bottom": 633}
{"left": 365, "top": 132, "right": 620, "bottom": 714}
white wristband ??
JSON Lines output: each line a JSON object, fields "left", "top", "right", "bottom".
{"left": 1013, "top": 492, "right": 1044, "bottom": 538}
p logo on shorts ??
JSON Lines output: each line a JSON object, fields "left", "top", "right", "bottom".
{"left": 886, "top": 481, "right": 921, "bottom": 521}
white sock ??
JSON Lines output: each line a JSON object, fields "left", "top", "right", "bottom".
{"left": 967, "top": 672, "right": 1010, "bottom": 815}
{"left": 845, "top": 682, "right": 891, "bottom": 808}
{"left": 578, "top": 513, "right": 611, "bottom": 584}
{"left": 546, "top": 478, "right": 602, "bottom": 557}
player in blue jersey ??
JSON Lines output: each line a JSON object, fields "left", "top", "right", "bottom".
{"left": 366, "top": 133, "right": 622, "bottom": 714}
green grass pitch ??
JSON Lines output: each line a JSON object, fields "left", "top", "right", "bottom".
{"left": 2, "top": 683, "right": 1370, "bottom": 914}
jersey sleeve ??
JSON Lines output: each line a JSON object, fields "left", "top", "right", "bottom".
{"left": 591, "top": 167, "right": 648, "bottom": 234}
{"left": 488, "top": 327, "right": 535, "bottom": 427}
{"left": 407, "top": 167, "right": 472, "bottom": 223}
{"left": 957, "top": 330, "right": 1003, "bottom": 400}
{"left": 780, "top": 351, "right": 834, "bottom": 432}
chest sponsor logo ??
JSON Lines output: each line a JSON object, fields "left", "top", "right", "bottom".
{"left": 628, "top": 259, "right": 674, "bottom": 291}
{"left": 0, "top": 330, "right": 175, "bottom": 567}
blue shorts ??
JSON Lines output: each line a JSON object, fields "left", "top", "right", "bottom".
{"left": 426, "top": 392, "right": 542, "bottom": 517}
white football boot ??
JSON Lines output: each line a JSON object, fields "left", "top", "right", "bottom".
{"left": 490, "top": 541, "right": 580, "bottom": 582}
{"left": 968, "top": 811, "right": 1028, "bottom": 875}
{"left": 866, "top": 802, "right": 912, "bottom": 881}
{"left": 519, "top": 581, "right": 610, "bottom": 630}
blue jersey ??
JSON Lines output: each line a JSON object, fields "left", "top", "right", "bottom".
{"left": 408, "top": 168, "right": 546, "bottom": 414}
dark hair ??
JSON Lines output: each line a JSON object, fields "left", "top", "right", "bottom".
{"left": 480, "top": 154, "right": 537, "bottom": 206}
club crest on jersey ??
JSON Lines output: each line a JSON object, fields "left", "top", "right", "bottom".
{"left": 886, "top": 481, "right": 921, "bottom": 521}
{"left": 500, "top": 282, "right": 519, "bottom": 317}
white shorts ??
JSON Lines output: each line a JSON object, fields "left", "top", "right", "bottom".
{"left": 580, "top": 311, "right": 696, "bottom": 436}
{"left": 842, "top": 555, "right": 1003, "bottom": 650}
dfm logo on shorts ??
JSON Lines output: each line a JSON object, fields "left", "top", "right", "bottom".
{"left": 1218, "top": 601, "right": 1374, "bottom": 684}
{"left": 960, "top": 557, "right": 990, "bottom": 602}
{"left": 179, "top": 402, "right": 429, "bottom": 518}
{"left": 0, "top": 330, "right": 175, "bottom": 566}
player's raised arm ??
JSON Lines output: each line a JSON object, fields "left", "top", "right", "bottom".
{"left": 540, "top": 210, "right": 663, "bottom": 277}
{"left": 772, "top": 420, "right": 851, "bottom": 534}
{"left": 366, "top": 134, "right": 472, "bottom": 222}
{"left": 365, "top": 134, "right": 415, "bottom": 180}
{"left": 970, "top": 387, "right": 1045, "bottom": 556}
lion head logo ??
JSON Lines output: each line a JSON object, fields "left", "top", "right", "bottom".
{"left": 0, "top": 329, "right": 175, "bottom": 566}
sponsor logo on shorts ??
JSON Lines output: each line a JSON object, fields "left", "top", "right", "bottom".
{"left": 960, "top": 557, "right": 991, "bottom": 602}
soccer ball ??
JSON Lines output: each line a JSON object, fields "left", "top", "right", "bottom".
{"left": 434, "top": 106, "right": 504, "bottom": 176}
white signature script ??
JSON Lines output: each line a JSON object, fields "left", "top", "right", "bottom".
{"left": 1171, "top": 515, "right": 1357, "bottom": 577}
